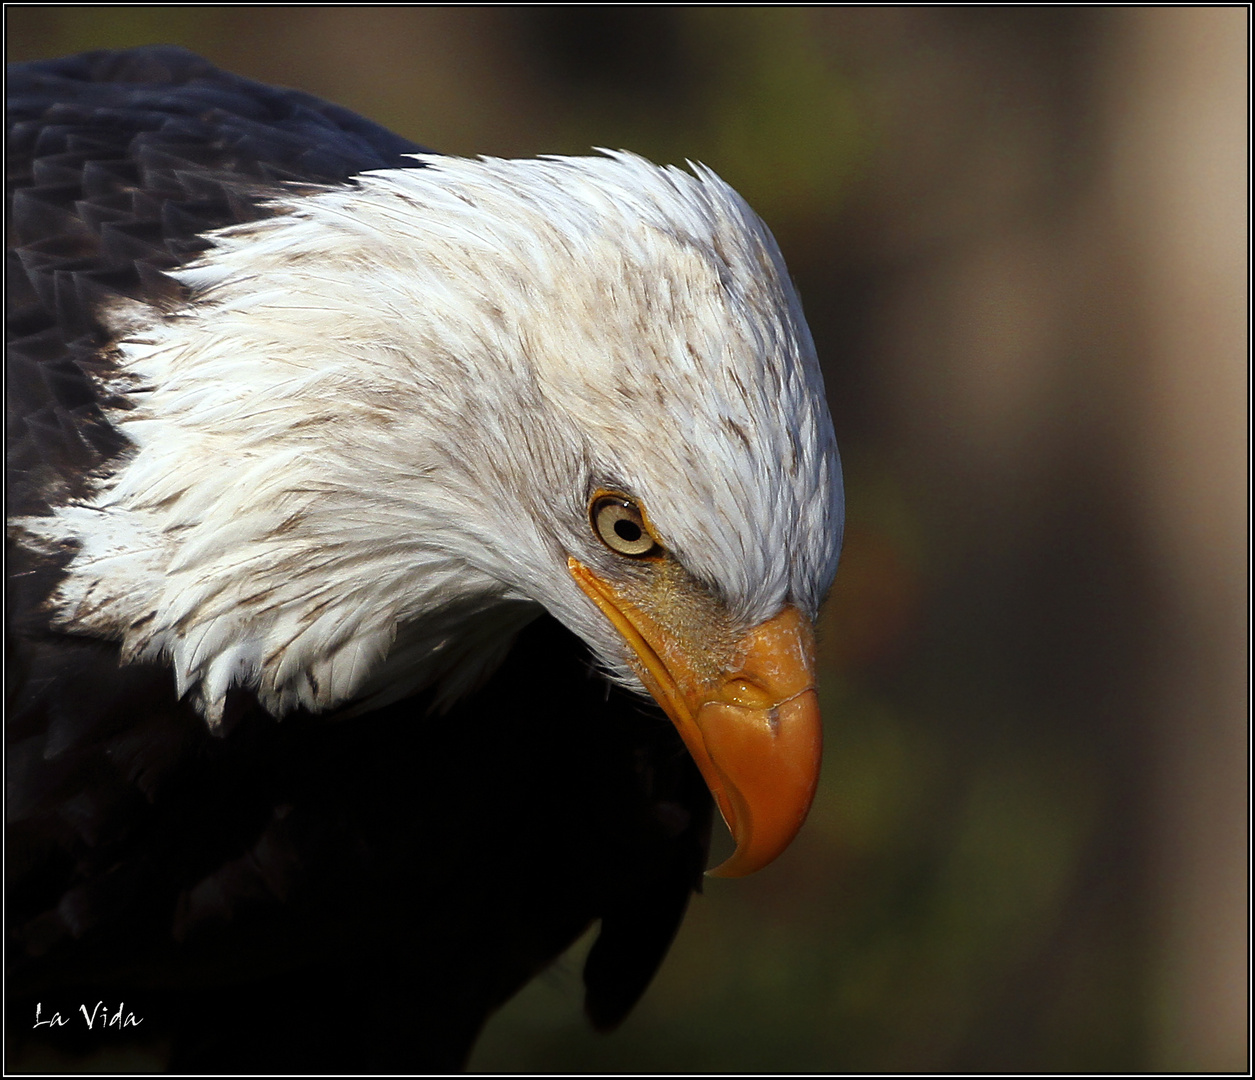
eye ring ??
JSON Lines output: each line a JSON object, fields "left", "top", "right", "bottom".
{"left": 589, "top": 492, "right": 661, "bottom": 558}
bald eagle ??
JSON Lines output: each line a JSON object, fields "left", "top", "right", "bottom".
{"left": 7, "top": 47, "right": 843, "bottom": 1070}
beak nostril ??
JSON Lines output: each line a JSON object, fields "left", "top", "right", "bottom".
{"left": 720, "top": 677, "right": 774, "bottom": 710}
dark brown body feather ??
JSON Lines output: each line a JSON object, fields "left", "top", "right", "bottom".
{"left": 6, "top": 47, "right": 711, "bottom": 1071}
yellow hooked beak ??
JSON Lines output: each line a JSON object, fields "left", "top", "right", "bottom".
{"left": 569, "top": 558, "right": 822, "bottom": 877}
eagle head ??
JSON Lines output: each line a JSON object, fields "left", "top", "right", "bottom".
{"left": 20, "top": 150, "right": 843, "bottom": 876}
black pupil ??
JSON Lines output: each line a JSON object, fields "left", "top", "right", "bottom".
{"left": 614, "top": 518, "right": 642, "bottom": 543}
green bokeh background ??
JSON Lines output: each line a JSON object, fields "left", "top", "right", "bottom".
{"left": 7, "top": 7, "right": 1246, "bottom": 1073}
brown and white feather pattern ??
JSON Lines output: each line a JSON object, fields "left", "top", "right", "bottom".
{"left": 14, "top": 151, "right": 843, "bottom": 726}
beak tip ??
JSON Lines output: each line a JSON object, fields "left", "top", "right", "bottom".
{"left": 697, "top": 686, "right": 823, "bottom": 878}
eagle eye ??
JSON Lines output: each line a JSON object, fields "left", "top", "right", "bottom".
{"left": 590, "top": 494, "right": 660, "bottom": 558}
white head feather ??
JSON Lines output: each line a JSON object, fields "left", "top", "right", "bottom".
{"left": 15, "top": 151, "right": 843, "bottom": 726}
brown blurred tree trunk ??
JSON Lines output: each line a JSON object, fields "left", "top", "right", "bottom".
{"left": 1103, "top": 8, "right": 1247, "bottom": 1071}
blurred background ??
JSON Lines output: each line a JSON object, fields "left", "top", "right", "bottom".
{"left": 8, "top": 7, "right": 1247, "bottom": 1072}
